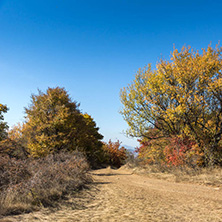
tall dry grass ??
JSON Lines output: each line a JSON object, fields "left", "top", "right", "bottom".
{"left": 125, "top": 158, "right": 222, "bottom": 187}
{"left": 0, "top": 151, "right": 92, "bottom": 216}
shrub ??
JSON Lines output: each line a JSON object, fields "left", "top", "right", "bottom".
{"left": 0, "top": 138, "right": 28, "bottom": 159}
{"left": 0, "top": 156, "right": 31, "bottom": 191}
{"left": 0, "top": 151, "right": 91, "bottom": 216}
{"left": 135, "top": 129, "right": 168, "bottom": 165}
{"left": 164, "top": 136, "right": 204, "bottom": 167}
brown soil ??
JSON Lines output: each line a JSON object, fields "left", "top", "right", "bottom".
{"left": 1, "top": 167, "right": 222, "bottom": 222}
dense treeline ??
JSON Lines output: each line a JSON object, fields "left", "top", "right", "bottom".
{"left": 0, "top": 86, "right": 127, "bottom": 167}
{"left": 120, "top": 45, "right": 222, "bottom": 167}
{"left": 0, "top": 87, "right": 127, "bottom": 166}
{"left": 6, "top": 87, "right": 104, "bottom": 164}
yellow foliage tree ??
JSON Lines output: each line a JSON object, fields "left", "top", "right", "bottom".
{"left": 120, "top": 45, "right": 222, "bottom": 165}
{"left": 23, "top": 87, "right": 103, "bottom": 162}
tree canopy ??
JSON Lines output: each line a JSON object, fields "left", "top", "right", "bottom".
{"left": 23, "top": 87, "right": 103, "bottom": 161}
{"left": 120, "top": 45, "right": 222, "bottom": 165}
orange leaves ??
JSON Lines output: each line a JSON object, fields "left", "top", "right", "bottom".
{"left": 164, "top": 136, "right": 202, "bottom": 166}
{"left": 102, "top": 140, "right": 127, "bottom": 168}
{"left": 136, "top": 129, "right": 168, "bottom": 165}
{"left": 136, "top": 132, "right": 204, "bottom": 167}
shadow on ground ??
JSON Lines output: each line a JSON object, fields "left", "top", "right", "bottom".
{"left": 92, "top": 181, "right": 112, "bottom": 185}
{"left": 92, "top": 173, "right": 131, "bottom": 176}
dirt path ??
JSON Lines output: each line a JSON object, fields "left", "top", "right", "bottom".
{"left": 2, "top": 167, "right": 222, "bottom": 221}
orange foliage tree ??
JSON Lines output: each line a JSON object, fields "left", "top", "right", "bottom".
{"left": 164, "top": 136, "right": 203, "bottom": 166}
{"left": 102, "top": 140, "right": 127, "bottom": 168}
{"left": 135, "top": 128, "right": 168, "bottom": 165}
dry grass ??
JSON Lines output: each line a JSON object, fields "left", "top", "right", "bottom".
{"left": 0, "top": 151, "right": 92, "bottom": 216}
{"left": 125, "top": 161, "right": 222, "bottom": 187}
{"left": 3, "top": 167, "right": 222, "bottom": 221}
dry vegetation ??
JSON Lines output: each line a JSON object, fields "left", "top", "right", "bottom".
{"left": 125, "top": 159, "right": 222, "bottom": 187}
{"left": 0, "top": 87, "right": 129, "bottom": 219}
{"left": 0, "top": 152, "right": 91, "bottom": 216}
{"left": 3, "top": 167, "right": 222, "bottom": 221}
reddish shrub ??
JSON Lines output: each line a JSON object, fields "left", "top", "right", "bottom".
{"left": 164, "top": 136, "right": 202, "bottom": 166}
{"left": 102, "top": 140, "right": 127, "bottom": 168}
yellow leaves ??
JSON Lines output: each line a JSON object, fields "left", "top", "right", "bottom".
{"left": 0, "top": 104, "right": 3, "bottom": 111}
{"left": 0, "top": 104, "right": 8, "bottom": 114}
{"left": 120, "top": 43, "right": 222, "bottom": 166}
{"left": 120, "top": 44, "right": 222, "bottom": 151}
{"left": 22, "top": 87, "right": 103, "bottom": 159}
{"left": 28, "top": 142, "right": 51, "bottom": 158}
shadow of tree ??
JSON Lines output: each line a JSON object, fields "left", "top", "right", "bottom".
{"left": 92, "top": 173, "right": 131, "bottom": 176}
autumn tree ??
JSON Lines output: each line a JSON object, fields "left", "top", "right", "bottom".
{"left": 0, "top": 104, "right": 8, "bottom": 141}
{"left": 23, "top": 87, "right": 103, "bottom": 161}
{"left": 0, "top": 123, "right": 29, "bottom": 159}
{"left": 74, "top": 113, "right": 104, "bottom": 165}
{"left": 0, "top": 105, "right": 27, "bottom": 158}
{"left": 120, "top": 45, "right": 222, "bottom": 166}
{"left": 102, "top": 140, "right": 127, "bottom": 168}
{"left": 136, "top": 129, "right": 168, "bottom": 165}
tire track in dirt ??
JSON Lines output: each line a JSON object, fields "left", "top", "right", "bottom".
{"left": 2, "top": 167, "right": 222, "bottom": 221}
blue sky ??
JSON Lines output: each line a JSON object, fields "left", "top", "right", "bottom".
{"left": 0, "top": 0, "right": 222, "bottom": 148}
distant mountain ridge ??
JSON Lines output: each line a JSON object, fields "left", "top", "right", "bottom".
{"left": 122, "top": 145, "right": 135, "bottom": 153}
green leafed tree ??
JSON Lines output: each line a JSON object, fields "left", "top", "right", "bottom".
{"left": 0, "top": 104, "right": 8, "bottom": 141}
{"left": 120, "top": 45, "right": 222, "bottom": 165}
{"left": 23, "top": 87, "right": 103, "bottom": 162}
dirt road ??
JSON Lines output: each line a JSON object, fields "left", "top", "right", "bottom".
{"left": 2, "top": 167, "right": 222, "bottom": 221}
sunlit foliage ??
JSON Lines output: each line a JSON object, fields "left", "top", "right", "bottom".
{"left": 164, "top": 136, "right": 203, "bottom": 166}
{"left": 135, "top": 129, "right": 168, "bottom": 165}
{"left": 23, "top": 87, "right": 103, "bottom": 161}
{"left": 102, "top": 140, "right": 127, "bottom": 168}
{"left": 0, "top": 123, "right": 28, "bottom": 159}
{"left": 120, "top": 45, "right": 222, "bottom": 166}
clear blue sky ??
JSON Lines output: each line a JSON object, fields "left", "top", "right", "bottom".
{"left": 1, "top": 0, "right": 222, "bottom": 148}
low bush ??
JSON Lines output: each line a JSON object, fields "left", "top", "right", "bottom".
{"left": 0, "top": 151, "right": 91, "bottom": 216}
